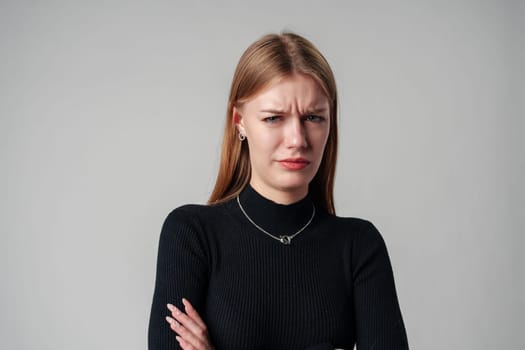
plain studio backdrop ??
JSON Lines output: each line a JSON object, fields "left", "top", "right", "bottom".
{"left": 1, "top": 1, "right": 523, "bottom": 349}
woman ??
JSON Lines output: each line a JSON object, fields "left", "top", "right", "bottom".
{"left": 148, "top": 32, "right": 409, "bottom": 350}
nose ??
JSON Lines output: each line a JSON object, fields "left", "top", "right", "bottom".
{"left": 286, "top": 117, "right": 308, "bottom": 149}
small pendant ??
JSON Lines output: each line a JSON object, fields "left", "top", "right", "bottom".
{"left": 279, "top": 236, "right": 291, "bottom": 245}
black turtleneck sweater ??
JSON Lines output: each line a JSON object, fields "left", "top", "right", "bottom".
{"left": 148, "top": 185, "right": 408, "bottom": 350}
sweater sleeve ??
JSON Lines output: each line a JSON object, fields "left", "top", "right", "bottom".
{"left": 148, "top": 207, "right": 209, "bottom": 350}
{"left": 352, "top": 220, "right": 409, "bottom": 350}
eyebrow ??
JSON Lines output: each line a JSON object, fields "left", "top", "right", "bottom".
{"left": 260, "top": 107, "right": 328, "bottom": 114}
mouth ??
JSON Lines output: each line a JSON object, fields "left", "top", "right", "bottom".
{"left": 278, "top": 158, "right": 311, "bottom": 170}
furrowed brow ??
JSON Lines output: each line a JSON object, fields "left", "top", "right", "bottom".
{"left": 260, "top": 107, "right": 328, "bottom": 114}
{"left": 305, "top": 107, "right": 329, "bottom": 114}
{"left": 260, "top": 109, "right": 287, "bottom": 114}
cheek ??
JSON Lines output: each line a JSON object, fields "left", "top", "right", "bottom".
{"left": 310, "top": 127, "right": 330, "bottom": 150}
{"left": 248, "top": 130, "right": 282, "bottom": 152}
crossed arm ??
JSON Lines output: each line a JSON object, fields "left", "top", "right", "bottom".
{"left": 164, "top": 298, "right": 214, "bottom": 350}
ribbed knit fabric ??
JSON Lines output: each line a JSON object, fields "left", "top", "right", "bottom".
{"left": 148, "top": 185, "right": 409, "bottom": 350}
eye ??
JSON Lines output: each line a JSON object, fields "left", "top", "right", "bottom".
{"left": 263, "top": 116, "right": 282, "bottom": 123}
{"left": 304, "top": 115, "right": 325, "bottom": 123}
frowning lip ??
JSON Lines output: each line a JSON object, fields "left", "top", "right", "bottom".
{"left": 278, "top": 158, "right": 311, "bottom": 170}
{"left": 279, "top": 157, "right": 310, "bottom": 163}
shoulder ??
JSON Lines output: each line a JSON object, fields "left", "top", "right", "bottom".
{"left": 164, "top": 202, "right": 229, "bottom": 227}
{"left": 328, "top": 214, "right": 372, "bottom": 230}
{"left": 323, "top": 212, "right": 382, "bottom": 240}
{"left": 334, "top": 216, "right": 391, "bottom": 268}
{"left": 322, "top": 213, "right": 387, "bottom": 252}
{"left": 160, "top": 201, "right": 232, "bottom": 242}
{"left": 158, "top": 203, "right": 228, "bottom": 257}
{"left": 323, "top": 215, "right": 392, "bottom": 284}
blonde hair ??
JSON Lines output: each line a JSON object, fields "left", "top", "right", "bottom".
{"left": 208, "top": 32, "right": 338, "bottom": 214}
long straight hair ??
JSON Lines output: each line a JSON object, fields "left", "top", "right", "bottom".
{"left": 208, "top": 32, "right": 338, "bottom": 215}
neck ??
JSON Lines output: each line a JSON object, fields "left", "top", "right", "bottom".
{"left": 249, "top": 180, "right": 308, "bottom": 205}
{"left": 237, "top": 184, "right": 314, "bottom": 237}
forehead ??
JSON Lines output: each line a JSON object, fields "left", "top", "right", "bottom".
{"left": 245, "top": 74, "right": 329, "bottom": 111}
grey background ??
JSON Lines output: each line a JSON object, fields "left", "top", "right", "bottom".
{"left": 1, "top": 0, "right": 523, "bottom": 349}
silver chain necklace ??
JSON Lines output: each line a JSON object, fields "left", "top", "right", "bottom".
{"left": 236, "top": 195, "right": 315, "bottom": 245}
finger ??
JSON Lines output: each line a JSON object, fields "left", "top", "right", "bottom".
{"left": 166, "top": 304, "right": 213, "bottom": 349}
{"left": 166, "top": 316, "right": 204, "bottom": 349}
{"left": 167, "top": 304, "right": 204, "bottom": 337}
{"left": 182, "top": 298, "right": 207, "bottom": 330}
{"left": 177, "top": 336, "right": 196, "bottom": 350}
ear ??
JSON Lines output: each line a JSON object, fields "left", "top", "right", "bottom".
{"left": 233, "top": 106, "right": 246, "bottom": 134}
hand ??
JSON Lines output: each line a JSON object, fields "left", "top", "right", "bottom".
{"left": 165, "top": 298, "right": 214, "bottom": 350}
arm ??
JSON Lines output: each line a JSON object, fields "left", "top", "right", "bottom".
{"left": 148, "top": 207, "right": 210, "bottom": 350}
{"left": 166, "top": 298, "right": 214, "bottom": 350}
{"left": 352, "top": 220, "right": 409, "bottom": 350}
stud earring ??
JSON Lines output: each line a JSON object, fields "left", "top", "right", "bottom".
{"left": 238, "top": 132, "right": 246, "bottom": 141}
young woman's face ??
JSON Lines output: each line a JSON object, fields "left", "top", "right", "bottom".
{"left": 235, "top": 74, "right": 330, "bottom": 203}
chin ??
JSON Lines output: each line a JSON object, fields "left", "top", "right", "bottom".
{"left": 274, "top": 174, "right": 313, "bottom": 192}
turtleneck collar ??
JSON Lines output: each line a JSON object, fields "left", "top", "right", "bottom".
{"left": 237, "top": 184, "right": 315, "bottom": 236}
